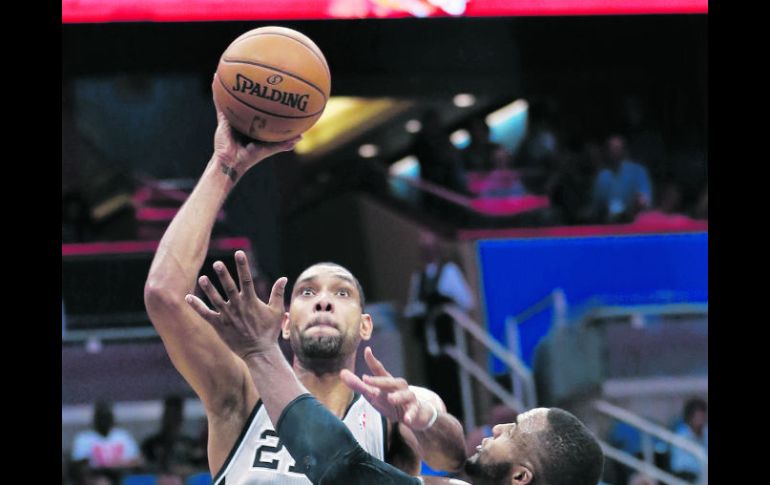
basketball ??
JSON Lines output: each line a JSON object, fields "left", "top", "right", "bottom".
{"left": 213, "top": 26, "right": 331, "bottom": 143}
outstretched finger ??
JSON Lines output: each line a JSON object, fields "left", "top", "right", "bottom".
{"left": 364, "top": 346, "right": 392, "bottom": 377}
{"left": 267, "top": 277, "right": 288, "bottom": 312}
{"left": 213, "top": 260, "right": 239, "bottom": 299}
{"left": 387, "top": 389, "right": 416, "bottom": 407}
{"left": 403, "top": 405, "right": 420, "bottom": 427}
{"left": 185, "top": 294, "right": 220, "bottom": 324}
{"left": 363, "top": 375, "right": 408, "bottom": 392}
{"left": 234, "top": 251, "right": 255, "bottom": 300}
{"left": 198, "top": 275, "right": 227, "bottom": 311}
{"left": 340, "top": 369, "right": 381, "bottom": 399}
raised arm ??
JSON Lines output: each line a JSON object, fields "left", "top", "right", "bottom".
{"left": 143, "top": 82, "right": 299, "bottom": 471}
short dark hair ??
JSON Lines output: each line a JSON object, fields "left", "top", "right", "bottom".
{"left": 289, "top": 262, "right": 366, "bottom": 309}
{"left": 683, "top": 398, "right": 707, "bottom": 422}
{"left": 536, "top": 408, "right": 604, "bottom": 485}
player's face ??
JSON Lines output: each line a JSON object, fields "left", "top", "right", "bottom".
{"left": 283, "top": 265, "right": 371, "bottom": 362}
{"left": 464, "top": 408, "right": 547, "bottom": 483}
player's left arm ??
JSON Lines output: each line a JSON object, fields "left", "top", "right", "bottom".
{"left": 341, "top": 347, "right": 467, "bottom": 473}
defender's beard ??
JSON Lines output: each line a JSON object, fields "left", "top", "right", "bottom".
{"left": 464, "top": 453, "right": 513, "bottom": 485}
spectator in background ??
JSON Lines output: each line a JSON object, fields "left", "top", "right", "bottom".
{"left": 141, "top": 395, "right": 206, "bottom": 481}
{"left": 670, "top": 398, "right": 708, "bottom": 482}
{"left": 516, "top": 98, "right": 561, "bottom": 195}
{"left": 545, "top": 141, "right": 599, "bottom": 225}
{"left": 477, "top": 145, "right": 524, "bottom": 198}
{"left": 606, "top": 418, "right": 671, "bottom": 485}
{"left": 631, "top": 179, "right": 708, "bottom": 228}
{"left": 413, "top": 109, "right": 469, "bottom": 195}
{"left": 462, "top": 115, "right": 510, "bottom": 173}
{"left": 622, "top": 95, "right": 667, "bottom": 186}
{"left": 70, "top": 400, "right": 142, "bottom": 485}
{"left": 591, "top": 134, "right": 653, "bottom": 223}
{"left": 404, "top": 231, "right": 475, "bottom": 421}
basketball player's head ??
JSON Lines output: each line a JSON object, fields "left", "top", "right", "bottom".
{"left": 464, "top": 407, "right": 604, "bottom": 485}
{"left": 281, "top": 262, "right": 371, "bottom": 373}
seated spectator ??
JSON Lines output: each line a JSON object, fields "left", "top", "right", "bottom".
{"left": 670, "top": 398, "right": 708, "bottom": 482}
{"left": 591, "top": 134, "right": 653, "bottom": 223}
{"left": 462, "top": 115, "right": 511, "bottom": 172}
{"left": 70, "top": 400, "right": 142, "bottom": 484}
{"left": 141, "top": 395, "right": 206, "bottom": 480}
{"left": 414, "top": 109, "right": 469, "bottom": 195}
{"left": 477, "top": 147, "right": 525, "bottom": 198}
{"left": 631, "top": 181, "right": 701, "bottom": 228}
{"left": 515, "top": 98, "right": 562, "bottom": 194}
{"left": 545, "top": 144, "right": 597, "bottom": 225}
{"left": 656, "top": 182, "right": 684, "bottom": 214}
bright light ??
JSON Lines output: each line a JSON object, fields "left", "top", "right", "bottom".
{"left": 453, "top": 93, "right": 476, "bottom": 108}
{"left": 389, "top": 155, "right": 419, "bottom": 177}
{"left": 405, "top": 119, "right": 422, "bottom": 133}
{"left": 358, "top": 144, "right": 379, "bottom": 158}
{"left": 450, "top": 129, "right": 470, "bottom": 148}
{"left": 486, "top": 99, "right": 529, "bottom": 127}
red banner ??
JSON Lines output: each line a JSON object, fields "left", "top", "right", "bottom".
{"left": 62, "top": 0, "right": 708, "bottom": 24}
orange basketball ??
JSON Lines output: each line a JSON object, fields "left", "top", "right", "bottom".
{"left": 213, "top": 26, "right": 331, "bottom": 142}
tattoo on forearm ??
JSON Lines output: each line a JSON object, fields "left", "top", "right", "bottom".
{"left": 220, "top": 162, "right": 239, "bottom": 183}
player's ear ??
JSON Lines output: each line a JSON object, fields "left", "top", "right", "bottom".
{"left": 511, "top": 464, "right": 533, "bottom": 485}
{"left": 359, "top": 314, "right": 373, "bottom": 341}
{"left": 281, "top": 312, "right": 291, "bottom": 339}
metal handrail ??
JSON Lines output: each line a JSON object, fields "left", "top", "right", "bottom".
{"left": 595, "top": 399, "right": 708, "bottom": 484}
{"left": 599, "top": 441, "right": 693, "bottom": 485}
{"left": 442, "top": 346, "right": 526, "bottom": 414}
{"left": 426, "top": 298, "right": 707, "bottom": 485}
{"left": 439, "top": 305, "right": 535, "bottom": 385}
{"left": 391, "top": 173, "right": 475, "bottom": 208}
{"left": 504, "top": 288, "right": 566, "bottom": 408}
{"left": 424, "top": 303, "right": 537, "bottom": 428}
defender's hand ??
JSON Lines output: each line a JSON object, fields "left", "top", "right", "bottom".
{"left": 185, "top": 250, "right": 287, "bottom": 357}
{"left": 340, "top": 347, "right": 437, "bottom": 431}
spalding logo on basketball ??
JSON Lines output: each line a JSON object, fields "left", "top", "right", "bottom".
{"left": 213, "top": 26, "right": 331, "bottom": 142}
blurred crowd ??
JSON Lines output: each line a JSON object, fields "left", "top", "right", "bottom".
{"left": 413, "top": 95, "right": 707, "bottom": 227}
{"left": 605, "top": 397, "right": 708, "bottom": 485}
{"left": 64, "top": 396, "right": 209, "bottom": 485}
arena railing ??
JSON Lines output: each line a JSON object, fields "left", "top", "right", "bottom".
{"left": 424, "top": 303, "right": 537, "bottom": 430}
{"left": 427, "top": 301, "right": 707, "bottom": 485}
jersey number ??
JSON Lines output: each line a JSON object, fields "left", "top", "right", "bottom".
{"left": 253, "top": 429, "right": 303, "bottom": 473}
